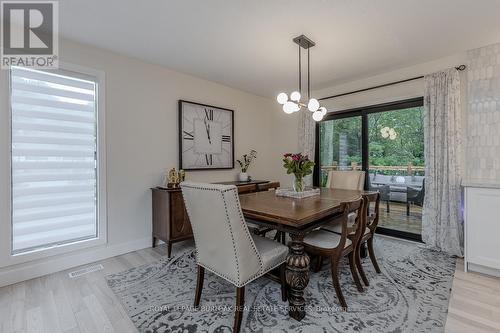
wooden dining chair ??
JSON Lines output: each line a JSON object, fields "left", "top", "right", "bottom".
{"left": 257, "top": 181, "right": 280, "bottom": 192}
{"left": 322, "top": 192, "right": 382, "bottom": 287}
{"left": 303, "top": 197, "right": 368, "bottom": 309}
{"left": 361, "top": 192, "right": 382, "bottom": 277}
{"left": 181, "top": 182, "right": 289, "bottom": 333}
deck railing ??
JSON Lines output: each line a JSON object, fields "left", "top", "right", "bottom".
{"left": 320, "top": 164, "right": 425, "bottom": 175}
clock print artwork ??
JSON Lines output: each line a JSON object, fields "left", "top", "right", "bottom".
{"left": 179, "top": 100, "right": 234, "bottom": 170}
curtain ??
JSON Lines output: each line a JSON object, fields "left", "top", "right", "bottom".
{"left": 422, "top": 69, "right": 463, "bottom": 256}
{"left": 298, "top": 108, "right": 316, "bottom": 186}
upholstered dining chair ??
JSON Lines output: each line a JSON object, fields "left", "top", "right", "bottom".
{"left": 303, "top": 197, "right": 367, "bottom": 309}
{"left": 180, "top": 182, "right": 289, "bottom": 333}
{"left": 325, "top": 170, "right": 366, "bottom": 191}
{"left": 322, "top": 192, "right": 382, "bottom": 287}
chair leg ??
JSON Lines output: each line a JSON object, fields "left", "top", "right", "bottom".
{"left": 281, "top": 232, "right": 286, "bottom": 245}
{"left": 348, "top": 251, "right": 363, "bottom": 292}
{"left": 386, "top": 200, "right": 390, "bottom": 213}
{"left": 280, "top": 263, "right": 287, "bottom": 302}
{"left": 273, "top": 230, "right": 280, "bottom": 241}
{"left": 330, "top": 257, "right": 347, "bottom": 310}
{"left": 367, "top": 237, "right": 381, "bottom": 274}
{"left": 194, "top": 265, "right": 205, "bottom": 308}
{"left": 234, "top": 286, "right": 245, "bottom": 333}
{"left": 406, "top": 202, "right": 410, "bottom": 216}
{"left": 314, "top": 256, "right": 323, "bottom": 273}
{"left": 355, "top": 244, "right": 370, "bottom": 287}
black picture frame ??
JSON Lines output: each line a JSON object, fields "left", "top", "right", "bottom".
{"left": 178, "top": 100, "right": 235, "bottom": 171}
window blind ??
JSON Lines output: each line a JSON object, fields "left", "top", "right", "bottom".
{"left": 11, "top": 66, "right": 98, "bottom": 253}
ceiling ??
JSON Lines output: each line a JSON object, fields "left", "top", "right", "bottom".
{"left": 59, "top": 0, "right": 500, "bottom": 98}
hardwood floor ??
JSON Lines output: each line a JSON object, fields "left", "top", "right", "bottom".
{"left": 446, "top": 260, "right": 500, "bottom": 333}
{"left": 378, "top": 201, "right": 422, "bottom": 235}
{"left": 0, "top": 241, "right": 499, "bottom": 333}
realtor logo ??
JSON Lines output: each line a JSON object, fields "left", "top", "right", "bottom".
{"left": 1, "top": 1, "right": 58, "bottom": 68}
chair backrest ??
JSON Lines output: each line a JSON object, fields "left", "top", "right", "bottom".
{"left": 181, "top": 182, "right": 263, "bottom": 287}
{"left": 364, "top": 192, "right": 380, "bottom": 233}
{"left": 237, "top": 183, "right": 257, "bottom": 194}
{"left": 257, "top": 181, "right": 280, "bottom": 192}
{"left": 326, "top": 170, "right": 366, "bottom": 190}
{"left": 336, "top": 197, "right": 366, "bottom": 249}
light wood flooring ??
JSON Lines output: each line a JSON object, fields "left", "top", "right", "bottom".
{"left": 0, "top": 240, "right": 499, "bottom": 333}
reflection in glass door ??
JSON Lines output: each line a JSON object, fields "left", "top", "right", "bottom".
{"left": 318, "top": 116, "right": 362, "bottom": 187}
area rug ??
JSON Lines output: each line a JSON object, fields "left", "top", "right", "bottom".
{"left": 106, "top": 237, "right": 456, "bottom": 332}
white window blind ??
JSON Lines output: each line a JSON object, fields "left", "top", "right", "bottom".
{"left": 11, "top": 66, "right": 99, "bottom": 253}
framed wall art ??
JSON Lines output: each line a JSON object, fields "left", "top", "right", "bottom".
{"left": 178, "top": 100, "right": 234, "bottom": 170}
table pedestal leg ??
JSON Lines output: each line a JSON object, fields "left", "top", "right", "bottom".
{"left": 285, "top": 233, "right": 310, "bottom": 321}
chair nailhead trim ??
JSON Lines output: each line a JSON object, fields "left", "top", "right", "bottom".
{"left": 181, "top": 183, "right": 267, "bottom": 287}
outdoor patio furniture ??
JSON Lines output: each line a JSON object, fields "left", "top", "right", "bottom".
{"left": 367, "top": 175, "right": 391, "bottom": 212}
{"left": 406, "top": 182, "right": 425, "bottom": 216}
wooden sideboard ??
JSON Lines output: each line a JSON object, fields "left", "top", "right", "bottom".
{"left": 151, "top": 180, "right": 269, "bottom": 257}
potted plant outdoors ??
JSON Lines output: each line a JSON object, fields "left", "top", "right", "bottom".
{"left": 283, "top": 153, "right": 315, "bottom": 192}
{"left": 237, "top": 150, "right": 257, "bottom": 182}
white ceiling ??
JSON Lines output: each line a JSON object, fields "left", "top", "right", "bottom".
{"left": 59, "top": 0, "right": 500, "bottom": 98}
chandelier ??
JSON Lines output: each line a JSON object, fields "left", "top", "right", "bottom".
{"left": 276, "top": 35, "right": 327, "bottom": 121}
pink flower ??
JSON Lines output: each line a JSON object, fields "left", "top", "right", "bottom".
{"left": 292, "top": 154, "right": 300, "bottom": 161}
{"left": 284, "top": 153, "right": 292, "bottom": 158}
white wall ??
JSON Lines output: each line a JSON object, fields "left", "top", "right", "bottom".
{"left": 0, "top": 38, "right": 288, "bottom": 286}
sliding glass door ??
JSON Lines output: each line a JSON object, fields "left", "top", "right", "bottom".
{"left": 318, "top": 116, "right": 362, "bottom": 186}
{"left": 316, "top": 98, "right": 424, "bottom": 241}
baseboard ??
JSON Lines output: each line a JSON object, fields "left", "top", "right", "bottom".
{"left": 467, "top": 263, "right": 500, "bottom": 278}
{"left": 0, "top": 237, "right": 151, "bottom": 287}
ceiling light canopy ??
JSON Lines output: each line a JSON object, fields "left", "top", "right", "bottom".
{"left": 276, "top": 35, "right": 327, "bottom": 121}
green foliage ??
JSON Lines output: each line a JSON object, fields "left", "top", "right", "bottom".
{"left": 237, "top": 149, "right": 257, "bottom": 172}
{"left": 282, "top": 153, "right": 315, "bottom": 178}
{"left": 319, "top": 106, "right": 425, "bottom": 180}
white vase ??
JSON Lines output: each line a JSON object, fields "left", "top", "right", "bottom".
{"left": 238, "top": 172, "right": 249, "bottom": 182}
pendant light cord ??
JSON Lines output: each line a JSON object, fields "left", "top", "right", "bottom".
{"left": 307, "top": 47, "right": 310, "bottom": 100}
{"left": 298, "top": 43, "right": 302, "bottom": 95}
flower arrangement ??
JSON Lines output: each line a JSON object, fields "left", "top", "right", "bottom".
{"left": 237, "top": 149, "right": 257, "bottom": 173}
{"left": 282, "top": 153, "right": 315, "bottom": 192}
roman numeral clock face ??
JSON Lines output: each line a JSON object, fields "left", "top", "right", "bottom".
{"left": 179, "top": 101, "right": 234, "bottom": 170}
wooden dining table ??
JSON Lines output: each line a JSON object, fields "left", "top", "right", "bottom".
{"left": 239, "top": 187, "right": 372, "bottom": 321}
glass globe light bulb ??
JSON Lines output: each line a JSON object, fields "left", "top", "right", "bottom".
{"left": 312, "top": 110, "right": 324, "bottom": 121}
{"left": 308, "top": 98, "right": 320, "bottom": 112}
{"left": 319, "top": 106, "right": 327, "bottom": 116}
{"left": 283, "top": 101, "right": 295, "bottom": 114}
{"left": 290, "top": 91, "right": 301, "bottom": 102}
{"left": 277, "top": 92, "right": 288, "bottom": 105}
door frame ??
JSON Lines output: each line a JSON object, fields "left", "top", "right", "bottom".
{"left": 313, "top": 97, "right": 424, "bottom": 242}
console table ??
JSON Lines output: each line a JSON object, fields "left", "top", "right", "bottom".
{"left": 151, "top": 180, "right": 269, "bottom": 257}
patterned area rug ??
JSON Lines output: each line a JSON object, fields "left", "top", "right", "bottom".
{"left": 106, "top": 237, "right": 456, "bottom": 333}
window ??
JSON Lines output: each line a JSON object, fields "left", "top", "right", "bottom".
{"left": 10, "top": 66, "right": 104, "bottom": 254}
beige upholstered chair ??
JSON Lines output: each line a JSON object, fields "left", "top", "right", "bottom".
{"left": 180, "top": 182, "right": 288, "bottom": 333}
{"left": 325, "top": 170, "right": 366, "bottom": 190}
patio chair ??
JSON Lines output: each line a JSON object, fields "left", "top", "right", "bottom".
{"left": 406, "top": 182, "right": 425, "bottom": 216}
{"left": 367, "top": 175, "right": 391, "bottom": 213}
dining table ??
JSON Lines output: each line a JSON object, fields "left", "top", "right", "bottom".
{"left": 239, "top": 187, "right": 374, "bottom": 321}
